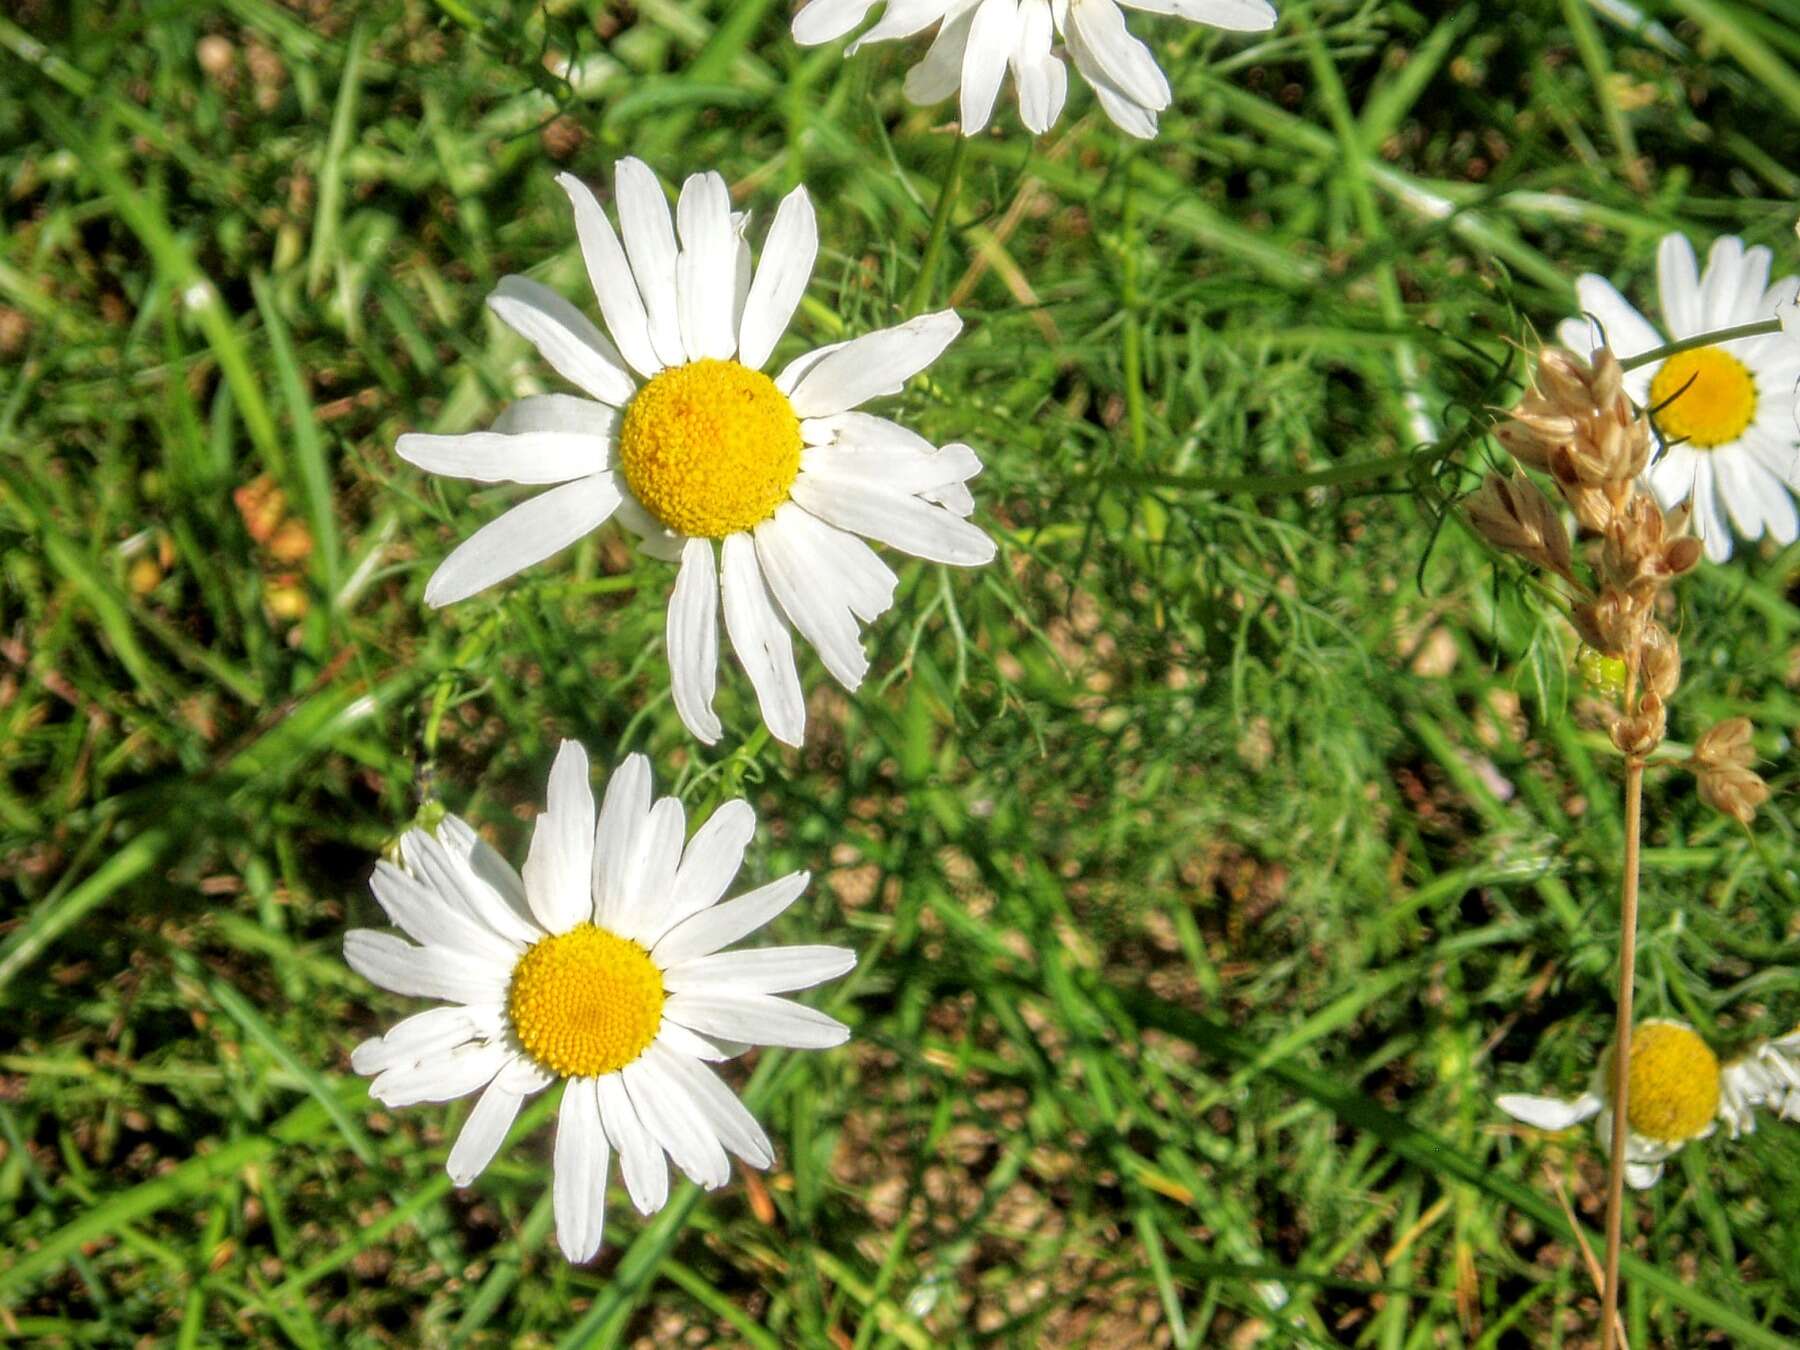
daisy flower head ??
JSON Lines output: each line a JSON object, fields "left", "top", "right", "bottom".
{"left": 1716, "top": 1028, "right": 1800, "bottom": 1138}
{"left": 791, "top": 0, "right": 1278, "bottom": 141}
{"left": 398, "top": 160, "right": 995, "bottom": 748}
{"left": 1496, "top": 1019, "right": 1725, "bottom": 1189}
{"left": 344, "top": 741, "right": 855, "bottom": 1263}
{"left": 1557, "top": 231, "right": 1800, "bottom": 563}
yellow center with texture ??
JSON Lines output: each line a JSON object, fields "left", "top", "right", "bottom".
{"left": 1623, "top": 1021, "right": 1720, "bottom": 1144}
{"left": 619, "top": 359, "right": 803, "bottom": 538}
{"left": 507, "top": 923, "right": 664, "bottom": 1078}
{"left": 1648, "top": 348, "right": 1757, "bottom": 448}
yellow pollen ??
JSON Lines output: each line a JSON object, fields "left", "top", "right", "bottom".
{"left": 619, "top": 359, "right": 802, "bottom": 538}
{"left": 1619, "top": 1021, "right": 1719, "bottom": 1144}
{"left": 506, "top": 923, "right": 664, "bottom": 1078}
{"left": 1648, "top": 347, "right": 1757, "bottom": 449}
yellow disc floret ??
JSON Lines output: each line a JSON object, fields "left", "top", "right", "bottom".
{"left": 1648, "top": 347, "right": 1757, "bottom": 449}
{"left": 619, "top": 359, "right": 802, "bottom": 538}
{"left": 1622, "top": 1021, "right": 1720, "bottom": 1144}
{"left": 507, "top": 923, "right": 664, "bottom": 1078}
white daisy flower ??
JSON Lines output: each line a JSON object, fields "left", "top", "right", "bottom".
{"left": 791, "top": 0, "right": 1277, "bottom": 140}
{"left": 1557, "top": 232, "right": 1800, "bottom": 563}
{"left": 344, "top": 741, "right": 855, "bottom": 1264}
{"left": 1495, "top": 1019, "right": 1724, "bottom": 1189}
{"left": 399, "top": 160, "right": 995, "bottom": 747}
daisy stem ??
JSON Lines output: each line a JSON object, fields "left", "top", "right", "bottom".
{"left": 1616, "top": 318, "right": 1781, "bottom": 372}
{"left": 1600, "top": 752, "right": 1645, "bottom": 1350}
{"left": 907, "top": 133, "right": 969, "bottom": 317}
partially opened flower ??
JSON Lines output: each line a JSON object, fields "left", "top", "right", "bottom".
{"left": 1557, "top": 232, "right": 1800, "bottom": 562}
{"left": 791, "top": 0, "right": 1277, "bottom": 140}
{"left": 1496, "top": 1019, "right": 1724, "bottom": 1188}
{"left": 345, "top": 741, "right": 855, "bottom": 1263}
{"left": 399, "top": 160, "right": 994, "bottom": 747}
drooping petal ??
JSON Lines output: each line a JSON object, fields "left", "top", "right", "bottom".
{"left": 720, "top": 533, "right": 807, "bottom": 747}
{"left": 645, "top": 1044, "right": 774, "bottom": 1168}
{"left": 755, "top": 506, "right": 870, "bottom": 690}
{"left": 553, "top": 1076, "right": 612, "bottom": 1263}
{"left": 422, "top": 473, "right": 623, "bottom": 608}
{"left": 903, "top": 4, "right": 981, "bottom": 106}
{"left": 596, "top": 1071, "right": 669, "bottom": 1215}
{"left": 1010, "top": 0, "right": 1068, "bottom": 134}
{"left": 1064, "top": 0, "right": 1171, "bottom": 114}
{"left": 668, "top": 538, "right": 723, "bottom": 745}
{"left": 959, "top": 0, "right": 1019, "bottom": 134}
{"left": 738, "top": 187, "right": 818, "bottom": 372}
{"left": 486, "top": 275, "right": 636, "bottom": 407}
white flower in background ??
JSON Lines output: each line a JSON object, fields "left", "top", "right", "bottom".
{"left": 399, "top": 159, "right": 994, "bottom": 747}
{"left": 792, "top": 0, "right": 1278, "bottom": 140}
{"left": 1557, "top": 232, "right": 1800, "bottom": 563}
{"left": 1495, "top": 1019, "right": 1724, "bottom": 1188}
{"left": 345, "top": 742, "right": 855, "bottom": 1263}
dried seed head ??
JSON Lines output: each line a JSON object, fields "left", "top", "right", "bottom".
{"left": 1697, "top": 766, "right": 1770, "bottom": 826}
{"left": 1464, "top": 473, "right": 1573, "bottom": 577}
{"left": 1693, "top": 717, "right": 1757, "bottom": 772}
{"left": 1573, "top": 587, "right": 1643, "bottom": 659}
{"left": 1641, "top": 624, "right": 1681, "bottom": 701}
{"left": 1611, "top": 693, "right": 1667, "bottom": 756}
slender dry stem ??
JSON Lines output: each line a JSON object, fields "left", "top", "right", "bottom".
{"left": 1600, "top": 755, "right": 1644, "bottom": 1350}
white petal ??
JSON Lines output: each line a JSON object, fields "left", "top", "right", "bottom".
{"left": 1087, "top": 79, "right": 1161, "bottom": 138}
{"left": 675, "top": 171, "right": 738, "bottom": 362}
{"left": 369, "top": 860, "right": 520, "bottom": 965}
{"left": 738, "top": 187, "right": 818, "bottom": 372}
{"left": 668, "top": 538, "right": 723, "bottom": 744}
{"left": 1118, "top": 0, "right": 1277, "bottom": 30}
{"left": 556, "top": 172, "right": 662, "bottom": 381}
{"left": 401, "top": 827, "right": 541, "bottom": 949}
{"left": 959, "top": 0, "right": 1018, "bottom": 135}
{"left": 646, "top": 1045, "right": 774, "bottom": 1168}
{"left": 596, "top": 1071, "right": 668, "bottom": 1215}
{"left": 1010, "top": 0, "right": 1067, "bottom": 134}
{"left": 613, "top": 795, "right": 687, "bottom": 943}
{"left": 1625, "top": 1161, "right": 1664, "bottom": 1190}
{"left": 614, "top": 158, "right": 687, "bottom": 371}
{"left": 423, "top": 472, "right": 623, "bottom": 608}
{"left": 594, "top": 754, "right": 654, "bottom": 929}
{"left": 905, "top": 6, "right": 980, "bottom": 106}
{"left": 614, "top": 493, "right": 688, "bottom": 561}
{"left": 720, "top": 533, "right": 807, "bottom": 747}
{"left": 398, "top": 431, "right": 611, "bottom": 485}
{"left": 343, "top": 929, "right": 511, "bottom": 1004}
{"left": 487, "top": 275, "right": 636, "bottom": 408}
{"left": 755, "top": 506, "right": 870, "bottom": 690}
{"left": 664, "top": 944, "right": 856, "bottom": 995}
{"left": 666, "top": 989, "right": 851, "bottom": 1049}
{"left": 491, "top": 393, "right": 619, "bottom": 438}
{"left": 773, "top": 506, "right": 898, "bottom": 622}
{"left": 622, "top": 1057, "right": 730, "bottom": 1189}
{"left": 801, "top": 440, "right": 984, "bottom": 498}
{"left": 1691, "top": 460, "right": 1734, "bottom": 562}
{"left": 790, "top": 472, "right": 996, "bottom": 566}
{"left": 1566, "top": 275, "right": 1663, "bottom": 364}
{"left": 654, "top": 1021, "right": 737, "bottom": 1063}
{"left": 521, "top": 740, "right": 598, "bottom": 935}
{"left": 1657, "top": 233, "right": 1703, "bottom": 339}
{"left": 730, "top": 213, "right": 754, "bottom": 343}
{"left": 1496, "top": 1091, "right": 1604, "bottom": 1131}
{"left": 792, "top": 0, "right": 883, "bottom": 44}
{"left": 1065, "top": 0, "right": 1171, "bottom": 112}
{"left": 787, "top": 311, "right": 963, "bottom": 417}
{"left": 369, "top": 1040, "right": 510, "bottom": 1107}
{"left": 653, "top": 870, "right": 813, "bottom": 967}
{"left": 447, "top": 1070, "right": 530, "bottom": 1186}
{"left": 554, "top": 1077, "right": 611, "bottom": 1263}
{"left": 643, "top": 799, "right": 758, "bottom": 946}
{"left": 351, "top": 1004, "right": 503, "bottom": 1077}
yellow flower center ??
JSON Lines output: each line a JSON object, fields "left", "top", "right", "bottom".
{"left": 1621, "top": 1021, "right": 1720, "bottom": 1144}
{"left": 506, "top": 923, "right": 664, "bottom": 1078}
{"left": 618, "top": 359, "right": 802, "bottom": 538}
{"left": 1647, "top": 348, "right": 1757, "bottom": 449}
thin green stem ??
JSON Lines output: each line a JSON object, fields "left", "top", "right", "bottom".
{"left": 1104, "top": 442, "right": 1453, "bottom": 496}
{"left": 1616, "top": 319, "right": 1781, "bottom": 371}
{"left": 907, "top": 133, "right": 969, "bottom": 316}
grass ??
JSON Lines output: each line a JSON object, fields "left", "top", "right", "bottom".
{"left": 3, "top": 0, "right": 1800, "bottom": 1343}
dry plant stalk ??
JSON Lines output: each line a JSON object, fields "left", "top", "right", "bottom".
{"left": 1472, "top": 345, "right": 1772, "bottom": 1350}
